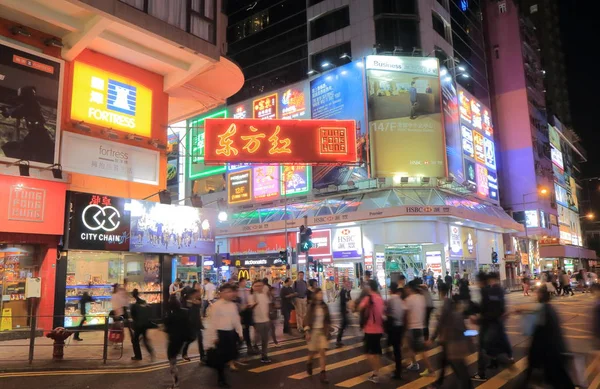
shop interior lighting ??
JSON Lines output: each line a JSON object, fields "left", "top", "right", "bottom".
{"left": 10, "top": 26, "right": 31, "bottom": 37}
{"left": 73, "top": 121, "right": 91, "bottom": 133}
{"left": 50, "top": 164, "right": 63, "bottom": 179}
{"left": 16, "top": 160, "right": 30, "bottom": 177}
{"left": 218, "top": 211, "right": 228, "bottom": 222}
{"left": 44, "top": 37, "right": 64, "bottom": 48}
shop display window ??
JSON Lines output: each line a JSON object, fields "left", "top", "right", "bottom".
{"left": 0, "top": 245, "right": 37, "bottom": 329}
{"left": 64, "top": 251, "right": 161, "bottom": 327}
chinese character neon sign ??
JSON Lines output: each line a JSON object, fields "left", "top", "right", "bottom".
{"left": 203, "top": 119, "right": 357, "bottom": 164}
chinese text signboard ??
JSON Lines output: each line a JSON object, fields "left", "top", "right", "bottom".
{"left": 253, "top": 165, "right": 279, "bottom": 200}
{"left": 281, "top": 165, "right": 310, "bottom": 195}
{"left": 228, "top": 169, "right": 251, "bottom": 204}
{"left": 203, "top": 119, "right": 357, "bottom": 164}
{"left": 253, "top": 94, "right": 278, "bottom": 120}
{"left": 70, "top": 61, "right": 152, "bottom": 137}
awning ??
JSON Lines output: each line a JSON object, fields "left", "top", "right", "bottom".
{"left": 539, "top": 245, "right": 597, "bottom": 260}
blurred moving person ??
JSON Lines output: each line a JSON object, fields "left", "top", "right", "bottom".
{"left": 73, "top": 291, "right": 93, "bottom": 341}
{"left": 237, "top": 277, "right": 255, "bottom": 354}
{"left": 359, "top": 280, "right": 386, "bottom": 383}
{"left": 181, "top": 288, "right": 205, "bottom": 363}
{"left": 304, "top": 288, "right": 332, "bottom": 383}
{"left": 405, "top": 280, "right": 435, "bottom": 377}
{"left": 164, "top": 296, "right": 191, "bottom": 389}
{"left": 249, "top": 280, "right": 272, "bottom": 363}
{"left": 387, "top": 282, "right": 406, "bottom": 380}
{"left": 130, "top": 289, "right": 155, "bottom": 361}
{"left": 336, "top": 280, "right": 352, "bottom": 347}
{"left": 445, "top": 271, "right": 453, "bottom": 297}
{"left": 262, "top": 278, "right": 279, "bottom": 347}
{"left": 280, "top": 278, "right": 295, "bottom": 335}
{"left": 202, "top": 278, "right": 216, "bottom": 317}
{"left": 293, "top": 271, "right": 308, "bottom": 332}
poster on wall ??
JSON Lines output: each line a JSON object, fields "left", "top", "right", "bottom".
{"left": 449, "top": 226, "right": 463, "bottom": 257}
{"left": 129, "top": 200, "right": 216, "bottom": 255}
{"left": 65, "top": 192, "right": 131, "bottom": 251}
{"left": 280, "top": 83, "right": 309, "bottom": 120}
{"left": 366, "top": 56, "right": 445, "bottom": 178}
{"left": 441, "top": 66, "right": 464, "bottom": 184}
{"left": 228, "top": 169, "right": 252, "bottom": 204}
{"left": 281, "top": 165, "right": 310, "bottom": 196}
{"left": 310, "top": 229, "right": 332, "bottom": 256}
{"left": 332, "top": 226, "right": 362, "bottom": 259}
{"left": 0, "top": 40, "right": 63, "bottom": 164}
{"left": 253, "top": 165, "right": 279, "bottom": 200}
{"left": 144, "top": 257, "right": 160, "bottom": 283}
{"left": 311, "top": 61, "right": 369, "bottom": 188}
{"left": 465, "top": 160, "right": 477, "bottom": 191}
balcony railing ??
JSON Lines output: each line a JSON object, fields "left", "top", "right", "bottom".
{"left": 120, "top": 0, "right": 217, "bottom": 44}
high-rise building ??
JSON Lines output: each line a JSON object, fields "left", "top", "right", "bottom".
{"left": 483, "top": 0, "right": 594, "bottom": 274}
{"left": 516, "top": 0, "right": 572, "bottom": 125}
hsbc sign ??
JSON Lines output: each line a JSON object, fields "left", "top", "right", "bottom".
{"left": 332, "top": 226, "right": 362, "bottom": 260}
{"left": 65, "top": 192, "right": 131, "bottom": 251}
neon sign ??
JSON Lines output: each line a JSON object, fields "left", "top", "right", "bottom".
{"left": 253, "top": 93, "right": 278, "bottom": 120}
{"left": 70, "top": 62, "right": 152, "bottom": 137}
{"left": 204, "top": 119, "right": 357, "bottom": 164}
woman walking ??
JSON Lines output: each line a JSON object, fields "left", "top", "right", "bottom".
{"left": 304, "top": 288, "right": 332, "bottom": 383}
{"left": 164, "top": 295, "right": 192, "bottom": 389}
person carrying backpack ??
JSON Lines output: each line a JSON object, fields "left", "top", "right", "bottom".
{"left": 358, "top": 280, "right": 385, "bottom": 383}
{"left": 130, "top": 288, "right": 155, "bottom": 361}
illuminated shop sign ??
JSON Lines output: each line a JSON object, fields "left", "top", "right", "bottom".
{"left": 281, "top": 165, "right": 311, "bottom": 195}
{"left": 484, "top": 138, "right": 496, "bottom": 170}
{"left": 473, "top": 131, "right": 485, "bottom": 164}
{"left": 488, "top": 171, "right": 499, "bottom": 200}
{"left": 462, "top": 126, "right": 474, "bottom": 158}
{"left": 253, "top": 165, "right": 279, "bottom": 200}
{"left": 551, "top": 145, "right": 564, "bottom": 170}
{"left": 281, "top": 88, "right": 307, "bottom": 119}
{"left": 253, "top": 93, "right": 278, "bottom": 120}
{"left": 458, "top": 90, "right": 472, "bottom": 123}
{"left": 70, "top": 62, "right": 152, "bottom": 137}
{"left": 228, "top": 169, "right": 252, "bottom": 204}
{"left": 203, "top": 119, "right": 357, "bottom": 164}
{"left": 187, "top": 109, "right": 228, "bottom": 179}
{"left": 476, "top": 164, "right": 489, "bottom": 197}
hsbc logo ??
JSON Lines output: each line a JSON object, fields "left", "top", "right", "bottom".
{"left": 82, "top": 204, "right": 121, "bottom": 232}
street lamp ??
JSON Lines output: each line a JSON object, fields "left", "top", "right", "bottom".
{"left": 581, "top": 212, "right": 595, "bottom": 220}
{"left": 218, "top": 211, "right": 228, "bottom": 222}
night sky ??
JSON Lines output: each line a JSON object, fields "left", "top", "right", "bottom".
{"left": 562, "top": 0, "right": 599, "bottom": 178}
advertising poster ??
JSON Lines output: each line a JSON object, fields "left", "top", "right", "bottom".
{"left": 281, "top": 165, "right": 310, "bottom": 196}
{"left": 549, "top": 125, "right": 561, "bottom": 151}
{"left": 129, "top": 200, "right": 216, "bottom": 255}
{"left": 483, "top": 108, "right": 493, "bottom": 138}
{"left": 440, "top": 66, "right": 464, "bottom": 184}
{"left": 484, "top": 137, "right": 496, "bottom": 170}
{"left": 458, "top": 90, "right": 472, "bottom": 123}
{"left": 488, "top": 171, "right": 499, "bottom": 201}
{"left": 473, "top": 131, "right": 485, "bottom": 164}
{"left": 555, "top": 183, "right": 568, "bottom": 207}
{"left": 449, "top": 226, "right": 463, "bottom": 257}
{"left": 253, "top": 165, "right": 279, "bottom": 200}
{"left": 553, "top": 164, "right": 566, "bottom": 185}
{"left": 0, "top": 40, "right": 63, "bottom": 164}
{"left": 253, "top": 93, "right": 277, "bottom": 120}
{"left": 332, "top": 226, "right": 362, "bottom": 259}
{"left": 569, "top": 176, "right": 579, "bottom": 211}
{"left": 465, "top": 160, "right": 477, "bottom": 191}
{"left": 310, "top": 229, "right": 332, "bottom": 256}
{"left": 551, "top": 145, "right": 564, "bottom": 170}
{"left": 229, "top": 232, "right": 297, "bottom": 254}
{"left": 144, "top": 257, "right": 161, "bottom": 283}
{"left": 65, "top": 192, "right": 131, "bottom": 251}
{"left": 461, "top": 227, "right": 477, "bottom": 259}
{"left": 476, "top": 164, "right": 489, "bottom": 197}
{"left": 280, "top": 82, "right": 309, "bottom": 120}
{"left": 462, "top": 126, "right": 474, "bottom": 158}
{"left": 167, "top": 132, "right": 179, "bottom": 187}
{"left": 228, "top": 169, "right": 252, "bottom": 204}
{"left": 366, "top": 56, "right": 445, "bottom": 178}
{"left": 311, "top": 61, "right": 369, "bottom": 188}
{"left": 525, "top": 210, "right": 539, "bottom": 228}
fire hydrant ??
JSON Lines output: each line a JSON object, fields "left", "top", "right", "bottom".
{"left": 46, "top": 327, "right": 73, "bottom": 360}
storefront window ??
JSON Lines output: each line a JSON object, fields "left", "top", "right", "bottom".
{"left": 64, "top": 251, "right": 161, "bottom": 327}
{"left": 0, "top": 245, "right": 37, "bottom": 329}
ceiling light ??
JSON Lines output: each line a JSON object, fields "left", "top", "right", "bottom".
{"left": 10, "top": 26, "right": 31, "bottom": 37}
{"left": 44, "top": 38, "right": 63, "bottom": 48}
{"left": 321, "top": 62, "right": 331, "bottom": 68}
{"left": 218, "top": 211, "right": 228, "bottom": 222}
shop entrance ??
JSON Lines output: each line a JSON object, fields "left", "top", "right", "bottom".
{"left": 0, "top": 245, "right": 37, "bottom": 329}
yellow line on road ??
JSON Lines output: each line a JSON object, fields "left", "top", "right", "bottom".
{"left": 586, "top": 354, "right": 600, "bottom": 380}
{"left": 334, "top": 346, "right": 443, "bottom": 388}
{"left": 249, "top": 342, "right": 364, "bottom": 373}
{"left": 396, "top": 353, "right": 479, "bottom": 389}
{"left": 242, "top": 336, "right": 359, "bottom": 362}
{"left": 590, "top": 370, "right": 600, "bottom": 389}
{"left": 476, "top": 357, "right": 528, "bottom": 389}
{"left": 507, "top": 331, "right": 591, "bottom": 339}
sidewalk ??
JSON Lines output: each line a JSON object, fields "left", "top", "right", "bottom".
{"left": 0, "top": 321, "right": 301, "bottom": 373}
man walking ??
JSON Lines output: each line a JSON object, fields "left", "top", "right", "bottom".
{"left": 238, "top": 277, "right": 255, "bottom": 354}
{"left": 280, "top": 278, "right": 296, "bottom": 334}
{"left": 336, "top": 280, "right": 352, "bottom": 347}
{"left": 202, "top": 278, "right": 216, "bottom": 317}
{"left": 409, "top": 81, "right": 418, "bottom": 119}
{"left": 445, "top": 271, "right": 453, "bottom": 297}
{"left": 249, "top": 280, "right": 272, "bottom": 363}
{"left": 293, "top": 271, "right": 308, "bottom": 332}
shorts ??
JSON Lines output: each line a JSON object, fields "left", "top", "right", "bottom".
{"left": 364, "top": 333, "right": 383, "bottom": 355}
{"left": 409, "top": 329, "right": 425, "bottom": 353}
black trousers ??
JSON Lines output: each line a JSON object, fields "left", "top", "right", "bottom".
{"left": 436, "top": 343, "right": 449, "bottom": 386}
{"left": 216, "top": 330, "right": 238, "bottom": 384}
{"left": 132, "top": 327, "right": 154, "bottom": 359}
{"left": 424, "top": 307, "right": 434, "bottom": 341}
{"left": 337, "top": 312, "right": 348, "bottom": 343}
{"left": 449, "top": 358, "right": 473, "bottom": 389}
{"left": 389, "top": 326, "right": 404, "bottom": 376}
{"left": 182, "top": 328, "right": 205, "bottom": 359}
{"left": 282, "top": 307, "right": 291, "bottom": 334}
{"left": 74, "top": 315, "right": 87, "bottom": 339}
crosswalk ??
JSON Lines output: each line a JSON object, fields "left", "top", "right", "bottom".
{"left": 238, "top": 330, "right": 600, "bottom": 389}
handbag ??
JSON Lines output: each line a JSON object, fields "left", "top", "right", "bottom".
{"left": 564, "top": 352, "right": 587, "bottom": 387}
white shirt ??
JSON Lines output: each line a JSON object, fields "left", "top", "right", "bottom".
{"left": 387, "top": 294, "right": 405, "bottom": 326}
{"left": 249, "top": 292, "right": 270, "bottom": 324}
{"left": 204, "top": 299, "right": 243, "bottom": 347}
{"left": 169, "top": 283, "right": 179, "bottom": 295}
{"left": 404, "top": 294, "right": 426, "bottom": 330}
{"left": 203, "top": 282, "right": 216, "bottom": 301}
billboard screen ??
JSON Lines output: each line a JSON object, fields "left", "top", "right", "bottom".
{"left": 440, "top": 66, "right": 463, "bottom": 184}
{"left": 281, "top": 165, "right": 310, "bottom": 195}
{"left": 0, "top": 40, "right": 63, "bottom": 165}
{"left": 228, "top": 169, "right": 252, "bottom": 204}
{"left": 366, "top": 56, "right": 445, "bottom": 178}
{"left": 203, "top": 118, "right": 357, "bottom": 164}
{"left": 311, "top": 62, "right": 369, "bottom": 188}
{"left": 252, "top": 165, "right": 279, "bottom": 200}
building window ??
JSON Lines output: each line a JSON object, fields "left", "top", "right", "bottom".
{"left": 309, "top": 0, "right": 326, "bottom": 5}
{"left": 310, "top": 42, "right": 352, "bottom": 71}
{"left": 119, "top": 0, "right": 217, "bottom": 43}
{"left": 498, "top": 1, "right": 507, "bottom": 14}
{"left": 375, "top": 18, "right": 419, "bottom": 54}
{"left": 310, "top": 6, "right": 350, "bottom": 40}
{"left": 432, "top": 12, "right": 450, "bottom": 42}
{"left": 373, "top": 0, "right": 417, "bottom": 15}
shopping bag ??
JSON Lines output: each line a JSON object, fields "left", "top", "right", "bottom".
{"left": 564, "top": 353, "right": 587, "bottom": 388}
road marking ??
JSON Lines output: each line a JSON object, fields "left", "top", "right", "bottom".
{"left": 586, "top": 353, "right": 600, "bottom": 380}
{"left": 590, "top": 370, "right": 600, "bottom": 389}
{"left": 476, "top": 357, "right": 528, "bottom": 389}
{"left": 562, "top": 326, "right": 593, "bottom": 334}
{"left": 249, "top": 342, "right": 364, "bottom": 373}
{"left": 507, "top": 331, "right": 591, "bottom": 340}
{"left": 241, "top": 336, "right": 359, "bottom": 362}
{"left": 335, "top": 347, "right": 443, "bottom": 388}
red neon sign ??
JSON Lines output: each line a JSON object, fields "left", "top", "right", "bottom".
{"left": 204, "top": 119, "right": 357, "bottom": 164}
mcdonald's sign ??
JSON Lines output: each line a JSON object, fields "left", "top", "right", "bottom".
{"left": 238, "top": 269, "right": 250, "bottom": 281}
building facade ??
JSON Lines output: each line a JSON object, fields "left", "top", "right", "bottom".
{"left": 0, "top": 0, "right": 243, "bottom": 331}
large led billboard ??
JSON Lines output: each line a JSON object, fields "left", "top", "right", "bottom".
{"left": 311, "top": 61, "right": 369, "bottom": 188}
{"left": 203, "top": 118, "right": 357, "bottom": 164}
{"left": 440, "top": 66, "right": 463, "bottom": 184}
{"left": 366, "top": 56, "right": 445, "bottom": 178}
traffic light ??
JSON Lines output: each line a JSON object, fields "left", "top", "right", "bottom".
{"left": 491, "top": 250, "right": 499, "bottom": 264}
{"left": 299, "top": 225, "right": 313, "bottom": 252}
{"left": 317, "top": 261, "right": 323, "bottom": 272}
{"left": 279, "top": 250, "right": 288, "bottom": 265}
{"left": 308, "top": 256, "right": 316, "bottom": 272}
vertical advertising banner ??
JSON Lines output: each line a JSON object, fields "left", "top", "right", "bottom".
{"left": 280, "top": 83, "right": 310, "bottom": 119}
{"left": 311, "top": 61, "right": 369, "bottom": 188}
{"left": 253, "top": 93, "right": 277, "bottom": 120}
{"left": 0, "top": 40, "right": 63, "bottom": 164}
{"left": 366, "top": 56, "right": 445, "bottom": 178}
{"left": 228, "top": 169, "right": 252, "bottom": 204}
{"left": 187, "top": 109, "right": 227, "bottom": 180}
{"left": 440, "top": 66, "right": 464, "bottom": 184}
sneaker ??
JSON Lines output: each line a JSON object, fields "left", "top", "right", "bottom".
{"left": 260, "top": 358, "right": 272, "bottom": 363}
{"left": 471, "top": 373, "right": 487, "bottom": 382}
{"left": 419, "top": 369, "right": 435, "bottom": 377}
{"left": 73, "top": 337, "right": 83, "bottom": 342}
{"left": 320, "top": 371, "right": 329, "bottom": 384}
{"left": 182, "top": 355, "right": 191, "bottom": 362}
{"left": 367, "top": 374, "right": 379, "bottom": 383}
{"left": 131, "top": 356, "right": 143, "bottom": 361}
{"left": 407, "top": 363, "right": 420, "bottom": 371}
{"left": 273, "top": 342, "right": 281, "bottom": 348}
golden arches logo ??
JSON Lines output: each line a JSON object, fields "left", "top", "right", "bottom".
{"left": 238, "top": 269, "right": 249, "bottom": 280}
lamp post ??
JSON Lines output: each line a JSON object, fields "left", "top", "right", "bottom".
{"left": 521, "top": 188, "right": 548, "bottom": 273}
